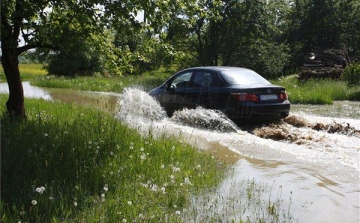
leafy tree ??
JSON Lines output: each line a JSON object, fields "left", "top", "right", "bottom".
{"left": 0, "top": 0, "right": 180, "bottom": 118}
{"left": 338, "top": 0, "right": 360, "bottom": 55}
{"left": 284, "top": 0, "right": 343, "bottom": 70}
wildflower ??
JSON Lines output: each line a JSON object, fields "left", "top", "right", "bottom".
{"left": 127, "top": 201, "right": 132, "bottom": 205}
{"left": 175, "top": 210, "right": 181, "bottom": 215}
{"left": 140, "top": 147, "right": 144, "bottom": 152}
{"left": 73, "top": 202, "right": 78, "bottom": 207}
{"left": 150, "top": 184, "right": 158, "bottom": 191}
{"left": 31, "top": 200, "right": 37, "bottom": 205}
{"left": 160, "top": 164, "right": 165, "bottom": 169}
{"left": 172, "top": 167, "right": 181, "bottom": 172}
{"left": 184, "top": 177, "right": 192, "bottom": 185}
{"left": 103, "top": 185, "right": 109, "bottom": 192}
{"left": 122, "top": 219, "right": 127, "bottom": 223}
{"left": 44, "top": 133, "right": 48, "bottom": 137}
{"left": 138, "top": 214, "right": 144, "bottom": 219}
{"left": 140, "top": 154, "right": 146, "bottom": 161}
{"left": 101, "top": 193, "right": 105, "bottom": 198}
{"left": 36, "top": 186, "right": 45, "bottom": 194}
{"left": 161, "top": 187, "right": 166, "bottom": 194}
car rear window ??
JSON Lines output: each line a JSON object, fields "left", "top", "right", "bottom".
{"left": 220, "top": 69, "right": 270, "bottom": 85}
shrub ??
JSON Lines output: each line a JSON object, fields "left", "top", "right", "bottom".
{"left": 342, "top": 62, "right": 360, "bottom": 87}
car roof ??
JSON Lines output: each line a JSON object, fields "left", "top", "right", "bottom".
{"left": 182, "top": 66, "right": 252, "bottom": 72}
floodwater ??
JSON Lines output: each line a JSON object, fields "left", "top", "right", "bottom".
{"left": 1, "top": 83, "right": 359, "bottom": 223}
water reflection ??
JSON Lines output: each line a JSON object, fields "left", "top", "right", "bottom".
{"left": 0, "top": 81, "right": 52, "bottom": 100}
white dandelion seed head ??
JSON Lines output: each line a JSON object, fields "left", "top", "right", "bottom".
{"left": 160, "top": 164, "right": 165, "bottom": 169}
{"left": 103, "top": 185, "right": 109, "bottom": 192}
{"left": 172, "top": 167, "right": 181, "bottom": 172}
{"left": 184, "top": 177, "right": 192, "bottom": 185}
{"left": 73, "top": 202, "right": 78, "bottom": 207}
{"left": 31, "top": 200, "right": 37, "bottom": 205}
{"left": 175, "top": 210, "right": 181, "bottom": 215}
{"left": 127, "top": 201, "right": 132, "bottom": 205}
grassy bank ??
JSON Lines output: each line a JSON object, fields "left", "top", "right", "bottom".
{"left": 273, "top": 75, "right": 360, "bottom": 104}
{"left": 0, "top": 95, "right": 226, "bottom": 222}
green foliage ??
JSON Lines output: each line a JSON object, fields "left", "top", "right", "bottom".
{"left": 283, "top": 0, "right": 360, "bottom": 71}
{"left": 0, "top": 96, "right": 226, "bottom": 222}
{"left": 272, "top": 75, "right": 359, "bottom": 104}
{"left": 342, "top": 62, "right": 360, "bottom": 87}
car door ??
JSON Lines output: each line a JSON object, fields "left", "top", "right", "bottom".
{"left": 182, "top": 71, "right": 213, "bottom": 108}
{"left": 161, "top": 71, "right": 193, "bottom": 112}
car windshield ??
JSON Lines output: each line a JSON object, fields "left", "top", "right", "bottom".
{"left": 220, "top": 69, "right": 270, "bottom": 85}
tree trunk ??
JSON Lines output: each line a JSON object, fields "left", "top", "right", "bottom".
{"left": 1, "top": 47, "right": 26, "bottom": 119}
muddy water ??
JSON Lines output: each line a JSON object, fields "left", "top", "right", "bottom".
{"left": 116, "top": 88, "right": 360, "bottom": 223}
{"left": 1, "top": 83, "right": 359, "bottom": 222}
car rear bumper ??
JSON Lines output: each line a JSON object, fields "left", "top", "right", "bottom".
{"left": 225, "top": 100, "right": 290, "bottom": 120}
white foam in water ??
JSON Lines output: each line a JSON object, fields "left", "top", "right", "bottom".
{"left": 171, "top": 107, "right": 239, "bottom": 132}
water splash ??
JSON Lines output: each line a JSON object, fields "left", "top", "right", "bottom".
{"left": 171, "top": 107, "right": 238, "bottom": 133}
{"left": 116, "top": 88, "right": 167, "bottom": 122}
{"left": 116, "top": 88, "right": 239, "bottom": 133}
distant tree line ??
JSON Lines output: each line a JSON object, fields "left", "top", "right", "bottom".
{"left": 24, "top": 0, "right": 360, "bottom": 79}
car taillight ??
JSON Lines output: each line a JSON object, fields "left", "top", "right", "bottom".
{"left": 231, "top": 93, "right": 259, "bottom": 102}
{"left": 279, "top": 92, "right": 288, "bottom": 101}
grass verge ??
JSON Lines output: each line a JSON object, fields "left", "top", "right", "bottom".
{"left": 0, "top": 95, "right": 226, "bottom": 222}
{"left": 272, "top": 75, "right": 360, "bottom": 104}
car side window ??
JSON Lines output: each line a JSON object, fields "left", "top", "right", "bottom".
{"left": 169, "top": 72, "right": 192, "bottom": 89}
{"left": 192, "top": 72, "right": 212, "bottom": 88}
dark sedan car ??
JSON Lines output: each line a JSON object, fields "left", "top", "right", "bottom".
{"left": 149, "top": 66, "right": 290, "bottom": 121}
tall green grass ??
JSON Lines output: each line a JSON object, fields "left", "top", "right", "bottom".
{"left": 0, "top": 95, "right": 226, "bottom": 222}
{"left": 272, "top": 75, "right": 360, "bottom": 104}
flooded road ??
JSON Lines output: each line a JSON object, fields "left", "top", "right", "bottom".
{"left": 1, "top": 83, "right": 359, "bottom": 222}
{"left": 117, "top": 88, "right": 360, "bottom": 223}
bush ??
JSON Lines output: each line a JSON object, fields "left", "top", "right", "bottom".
{"left": 342, "top": 62, "right": 360, "bottom": 87}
